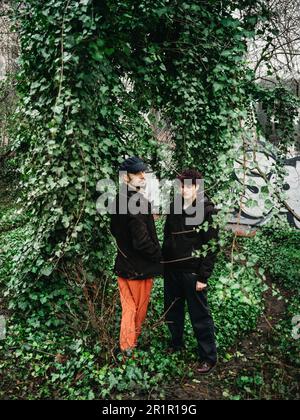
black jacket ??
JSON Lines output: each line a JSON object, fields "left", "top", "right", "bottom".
{"left": 162, "top": 197, "right": 219, "bottom": 282}
{"left": 110, "top": 187, "right": 162, "bottom": 280}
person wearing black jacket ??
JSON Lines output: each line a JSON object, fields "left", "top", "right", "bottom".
{"left": 162, "top": 169, "right": 219, "bottom": 375}
{"left": 110, "top": 157, "right": 162, "bottom": 355}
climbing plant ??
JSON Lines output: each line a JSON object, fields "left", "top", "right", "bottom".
{"left": 6, "top": 0, "right": 276, "bottom": 334}
{"left": 0, "top": 0, "right": 299, "bottom": 400}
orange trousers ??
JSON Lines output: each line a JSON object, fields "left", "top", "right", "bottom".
{"left": 118, "top": 277, "right": 153, "bottom": 351}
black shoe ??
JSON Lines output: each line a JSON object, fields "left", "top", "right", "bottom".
{"left": 196, "top": 361, "right": 217, "bottom": 375}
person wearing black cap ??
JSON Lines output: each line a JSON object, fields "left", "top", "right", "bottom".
{"left": 110, "top": 157, "right": 162, "bottom": 355}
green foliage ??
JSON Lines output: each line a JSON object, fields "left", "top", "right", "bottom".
{"left": 0, "top": 207, "right": 267, "bottom": 399}
{"left": 240, "top": 226, "right": 300, "bottom": 369}
{"left": 4, "top": 1, "right": 274, "bottom": 348}
{"left": 209, "top": 257, "right": 266, "bottom": 351}
{"left": 1, "top": 0, "right": 298, "bottom": 400}
{"left": 244, "top": 226, "right": 300, "bottom": 289}
{"left": 0, "top": 75, "right": 17, "bottom": 142}
{"left": 276, "top": 295, "right": 300, "bottom": 367}
{"left": 2, "top": 187, "right": 299, "bottom": 399}
{"left": 0, "top": 76, "right": 20, "bottom": 180}
{"left": 254, "top": 84, "right": 300, "bottom": 157}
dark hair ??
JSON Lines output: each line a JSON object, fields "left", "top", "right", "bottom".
{"left": 177, "top": 169, "right": 203, "bottom": 186}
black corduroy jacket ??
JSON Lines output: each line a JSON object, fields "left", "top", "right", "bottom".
{"left": 162, "top": 197, "right": 219, "bottom": 283}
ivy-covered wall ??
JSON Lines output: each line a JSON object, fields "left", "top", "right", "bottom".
{"left": 0, "top": 0, "right": 299, "bottom": 400}
{"left": 10, "top": 0, "right": 267, "bottom": 291}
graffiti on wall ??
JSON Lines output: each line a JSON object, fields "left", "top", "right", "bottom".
{"left": 233, "top": 151, "right": 300, "bottom": 229}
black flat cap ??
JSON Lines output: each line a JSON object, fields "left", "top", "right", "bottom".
{"left": 119, "top": 156, "right": 148, "bottom": 174}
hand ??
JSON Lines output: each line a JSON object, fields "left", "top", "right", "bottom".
{"left": 196, "top": 281, "right": 207, "bottom": 292}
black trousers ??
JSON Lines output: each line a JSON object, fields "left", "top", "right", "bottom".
{"left": 164, "top": 271, "right": 217, "bottom": 364}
